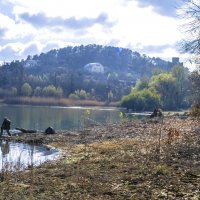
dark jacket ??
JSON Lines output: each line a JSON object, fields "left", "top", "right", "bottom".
{"left": 1, "top": 118, "right": 11, "bottom": 129}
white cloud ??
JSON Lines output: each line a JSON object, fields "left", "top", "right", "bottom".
{"left": 0, "top": 13, "right": 14, "bottom": 30}
{"left": 0, "top": 0, "right": 190, "bottom": 64}
{"left": 0, "top": 43, "right": 23, "bottom": 60}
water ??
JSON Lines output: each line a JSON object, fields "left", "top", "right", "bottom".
{"left": 0, "top": 139, "right": 59, "bottom": 171}
{"left": 0, "top": 104, "right": 148, "bottom": 171}
{"left": 0, "top": 104, "right": 126, "bottom": 131}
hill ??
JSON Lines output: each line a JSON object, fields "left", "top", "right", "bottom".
{"left": 0, "top": 44, "right": 182, "bottom": 101}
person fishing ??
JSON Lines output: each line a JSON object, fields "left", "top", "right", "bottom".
{"left": 0, "top": 117, "right": 11, "bottom": 136}
{"left": 150, "top": 108, "right": 158, "bottom": 118}
{"left": 150, "top": 108, "right": 163, "bottom": 118}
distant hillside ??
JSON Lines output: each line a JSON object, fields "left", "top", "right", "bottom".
{"left": 0, "top": 44, "right": 183, "bottom": 101}
{"left": 22, "top": 44, "right": 175, "bottom": 75}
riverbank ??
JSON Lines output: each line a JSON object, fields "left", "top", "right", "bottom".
{"left": 0, "top": 116, "right": 200, "bottom": 199}
{"left": 3, "top": 97, "right": 119, "bottom": 107}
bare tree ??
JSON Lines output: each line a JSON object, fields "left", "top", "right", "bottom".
{"left": 180, "top": 0, "right": 200, "bottom": 54}
{"left": 180, "top": 0, "right": 200, "bottom": 115}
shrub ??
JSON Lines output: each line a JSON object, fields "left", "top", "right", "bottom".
{"left": 21, "top": 83, "right": 32, "bottom": 96}
{"left": 121, "top": 89, "right": 161, "bottom": 111}
{"left": 68, "top": 93, "right": 79, "bottom": 100}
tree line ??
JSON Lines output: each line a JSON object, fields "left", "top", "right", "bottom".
{"left": 121, "top": 65, "right": 191, "bottom": 111}
{"left": 0, "top": 45, "right": 176, "bottom": 102}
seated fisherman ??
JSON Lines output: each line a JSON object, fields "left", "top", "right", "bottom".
{"left": 157, "top": 108, "right": 163, "bottom": 117}
{"left": 150, "top": 108, "right": 163, "bottom": 118}
{"left": 150, "top": 108, "right": 158, "bottom": 118}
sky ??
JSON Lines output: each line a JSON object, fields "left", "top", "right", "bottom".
{"left": 0, "top": 0, "right": 192, "bottom": 67}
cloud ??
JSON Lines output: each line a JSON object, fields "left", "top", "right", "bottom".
{"left": 124, "top": 42, "right": 182, "bottom": 61}
{"left": 19, "top": 12, "right": 113, "bottom": 29}
{"left": 0, "top": 28, "right": 7, "bottom": 38}
{"left": 42, "top": 43, "right": 60, "bottom": 53}
{"left": 0, "top": 0, "right": 187, "bottom": 63}
{"left": 22, "top": 43, "right": 40, "bottom": 57}
{"left": 140, "top": 44, "right": 176, "bottom": 54}
{"left": 0, "top": 45, "right": 21, "bottom": 61}
{"left": 107, "top": 39, "right": 121, "bottom": 47}
{"left": 0, "top": 34, "right": 34, "bottom": 47}
{"left": 0, "top": 42, "right": 40, "bottom": 61}
{"left": 136, "top": 0, "right": 183, "bottom": 17}
{"left": 0, "top": 0, "right": 15, "bottom": 19}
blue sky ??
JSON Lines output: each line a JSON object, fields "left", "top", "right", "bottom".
{"left": 0, "top": 0, "right": 191, "bottom": 65}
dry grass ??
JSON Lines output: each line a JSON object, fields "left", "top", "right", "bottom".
{"left": 0, "top": 116, "right": 200, "bottom": 199}
{"left": 4, "top": 97, "right": 119, "bottom": 107}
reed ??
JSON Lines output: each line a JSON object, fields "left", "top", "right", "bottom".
{"left": 4, "top": 97, "right": 119, "bottom": 107}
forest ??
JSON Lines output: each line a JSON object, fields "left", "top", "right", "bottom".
{"left": 0, "top": 44, "right": 191, "bottom": 110}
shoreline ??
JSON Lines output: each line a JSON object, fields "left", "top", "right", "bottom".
{"left": 0, "top": 116, "right": 199, "bottom": 199}
{"left": 3, "top": 97, "right": 119, "bottom": 107}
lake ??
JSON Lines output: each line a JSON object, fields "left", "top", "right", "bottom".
{"left": 0, "top": 104, "right": 147, "bottom": 171}
{"left": 0, "top": 139, "right": 59, "bottom": 171}
{"left": 0, "top": 104, "right": 127, "bottom": 132}
{"left": 0, "top": 104, "right": 125, "bottom": 171}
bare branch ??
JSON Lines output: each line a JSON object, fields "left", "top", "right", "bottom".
{"left": 180, "top": 0, "right": 200, "bottom": 54}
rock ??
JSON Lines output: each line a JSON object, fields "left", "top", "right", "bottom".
{"left": 45, "top": 127, "right": 56, "bottom": 134}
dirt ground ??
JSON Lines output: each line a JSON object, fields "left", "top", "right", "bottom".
{"left": 0, "top": 116, "right": 200, "bottom": 199}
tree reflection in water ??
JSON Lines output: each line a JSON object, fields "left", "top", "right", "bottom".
{"left": 0, "top": 139, "right": 59, "bottom": 171}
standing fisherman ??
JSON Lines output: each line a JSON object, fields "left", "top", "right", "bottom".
{"left": 0, "top": 117, "right": 11, "bottom": 136}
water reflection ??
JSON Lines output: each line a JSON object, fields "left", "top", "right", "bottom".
{"left": 0, "top": 105, "right": 123, "bottom": 131}
{"left": 0, "top": 104, "right": 149, "bottom": 132}
{"left": 0, "top": 140, "right": 59, "bottom": 171}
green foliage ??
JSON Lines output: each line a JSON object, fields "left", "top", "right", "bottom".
{"left": 154, "top": 164, "right": 170, "bottom": 175}
{"left": 0, "top": 87, "right": 18, "bottom": 97}
{"left": 149, "top": 72, "right": 176, "bottom": 89}
{"left": 149, "top": 73, "right": 177, "bottom": 109}
{"left": 0, "top": 45, "right": 191, "bottom": 102}
{"left": 27, "top": 75, "right": 48, "bottom": 88}
{"left": 121, "top": 89, "right": 161, "bottom": 111}
{"left": 42, "top": 85, "right": 63, "bottom": 98}
{"left": 152, "top": 67, "right": 166, "bottom": 75}
{"left": 135, "top": 76, "right": 149, "bottom": 90}
{"left": 21, "top": 83, "right": 32, "bottom": 96}
{"left": 68, "top": 93, "right": 79, "bottom": 100}
{"left": 42, "top": 85, "right": 56, "bottom": 97}
{"left": 69, "top": 89, "right": 89, "bottom": 100}
{"left": 108, "top": 91, "right": 113, "bottom": 102}
{"left": 172, "top": 65, "right": 186, "bottom": 80}
{"left": 34, "top": 86, "right": 42, "bottom": 97}
{"left": 75, "top": 90, "right": 87, "bottom": 100}
{"left": 119, "top": 111, "right": 129, "bottom": 122}
{"left": 172, "top": 65, "right": 190, "bottom": 108}
{"left": 55, "top": 87, "right": 63, "bottom": 98}
{"left": 79, "top": 89, "right": 88, "bottom": 100}
{"left": 10, "top": 87, "right": 18, "bottom": 96}
{"left": 121, "top": 66, "right": 190, "bottom": 111}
